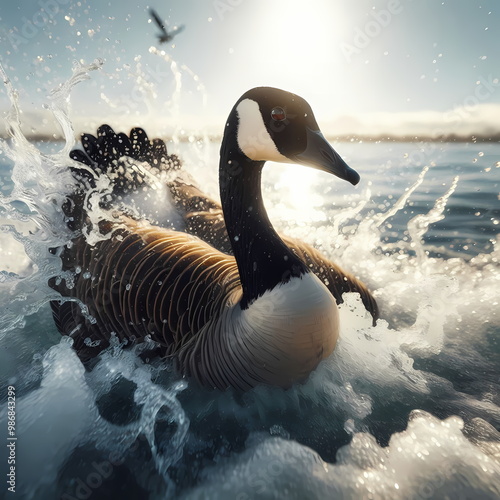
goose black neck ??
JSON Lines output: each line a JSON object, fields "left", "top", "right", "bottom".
{"left": 219, "top": 122, "right": 308, "bottom": 309}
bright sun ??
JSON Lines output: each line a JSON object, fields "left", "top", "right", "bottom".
{"left": 248, "top": 0, "right": 351, "bottom": 115}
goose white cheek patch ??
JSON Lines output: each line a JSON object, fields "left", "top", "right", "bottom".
{"left": 236, "top": 99, "right": 289, "bottom": 163}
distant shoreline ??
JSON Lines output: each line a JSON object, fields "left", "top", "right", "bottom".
{"left": 2, "top": 133, "right": 499, "bottom": 144}
{"left": 331, "top": 134, "right": 500, "bottom": 143}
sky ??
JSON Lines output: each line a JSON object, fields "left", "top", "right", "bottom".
{"left": 0, "top": 0, "right": 499, "bottom": 138}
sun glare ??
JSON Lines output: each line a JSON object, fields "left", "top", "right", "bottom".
{"left": 266, "top": 163, "right": 327, "bottom": 224}
{"left": 241, "top": 1, "right": 354, "bottom": 201}
{"left": 250, "top": 0, "right": 351, "bottom": 113}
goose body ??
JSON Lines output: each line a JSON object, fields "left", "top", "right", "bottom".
{"left": 50, "top": 87, "right": 377, "bottom": 390}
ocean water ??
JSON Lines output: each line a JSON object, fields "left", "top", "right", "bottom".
{"left": 0, "top": 69, "right": 499, "bottom": 500}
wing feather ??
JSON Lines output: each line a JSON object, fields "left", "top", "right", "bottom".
{"left": 50, "top": 217, "right": 241, "bottom": 361}
{"left": 149, "top": 8, "right": 167, "bottom": 33}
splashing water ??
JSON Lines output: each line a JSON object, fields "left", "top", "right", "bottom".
{"left": 0, "top": 60, "right": 499, "bottom": 499}
{"left": 0, "top": 60, "right": 104, "bottom": 336}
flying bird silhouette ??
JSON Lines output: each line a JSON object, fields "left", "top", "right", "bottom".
{"left": 149, "top": 8, "right": 184, "bottom": 44}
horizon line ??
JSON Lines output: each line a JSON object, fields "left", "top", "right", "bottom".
{"left": 3, "top": 132, "right": 499, "bottom": 144}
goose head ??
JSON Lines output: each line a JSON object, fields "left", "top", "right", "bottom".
{"left": 228, "top": 86, "right": 359, "bottom": 185}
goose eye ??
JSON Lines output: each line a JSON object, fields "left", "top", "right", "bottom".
{"left": 271, "top": 107, "right": 286, "bottom": 121}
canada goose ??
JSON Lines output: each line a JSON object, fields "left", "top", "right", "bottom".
{"left": 157, "top": 160, "right": 378, "bottom": 322}
{"left": 50, "top": 87, "right": 378, "bottom": 391}
{"left": 149, "top": 8, "right": 185, "bottom": 44}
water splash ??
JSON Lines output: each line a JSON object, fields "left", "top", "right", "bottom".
{"left": 47, "top": 59, "right": 104, "bottom": 159}
{"left": 0, "top": 337, "right": 188, "bottom": 499}
{"left": 182, "top": 411, "right": 500, "bottom": 500}
{"left": 148, "top": 46, "right": 211, "bottom": 166}
{"left": 0, "top": 60, "right": 103, "bottom": 338}
{"left": 371, "top": 165, "right": 429, "bottom": 229}
{"left": 407, "top": 175, "right": 459, "bottom": 266}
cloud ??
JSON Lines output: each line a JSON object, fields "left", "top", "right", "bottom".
{"left": 322, "top": 103, "right": 500, "bottom": 140}
{"left": 1, "top": 103, "right": 499, "bottom": 142}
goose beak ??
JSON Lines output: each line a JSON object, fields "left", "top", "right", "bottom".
{"left": 292, "top": 128, "right": 360, "bottom": 185}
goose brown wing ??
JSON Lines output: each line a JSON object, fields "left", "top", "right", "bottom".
{"left": 49, "top": 218, "right": 242, "bottom": 361}
{"left": 281, "top": 235, "right": 379, "bottom": 324}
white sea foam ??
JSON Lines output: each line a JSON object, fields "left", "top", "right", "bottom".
{"left": 182, "top": 411, "right": 500, "bottom": 500}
